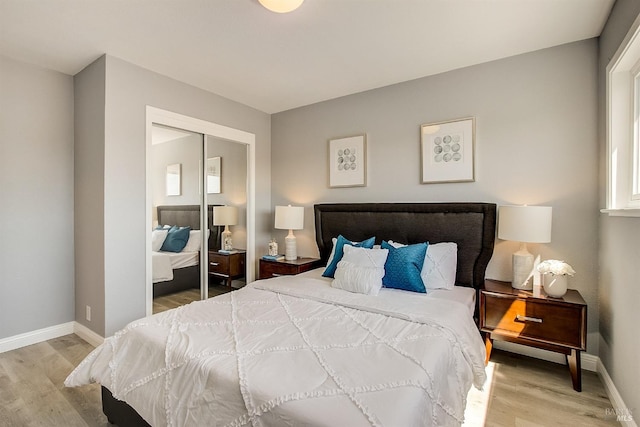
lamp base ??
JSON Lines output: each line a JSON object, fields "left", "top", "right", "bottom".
{"left": 512, "top": 244, "right": 534, "bottom": 290}
{"left": 221, "top": 228, "right": 233, "bottom": 251}
{"left": 284, "top": 231, "right": 297, "bottom": 261}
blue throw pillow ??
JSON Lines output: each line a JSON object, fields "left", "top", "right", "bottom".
{"left": 322, "top": 235, "right": 376, "bottom": 278}
{"left": 381, "top": 241, "right": 428, "bottom": 293}
{"left": 160, "top": 226, "right": 191, "bottom": 252}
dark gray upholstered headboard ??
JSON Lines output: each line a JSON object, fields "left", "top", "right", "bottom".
{"left": 157, "top": 205, "right": 222, "bottom": 251}
{"left": 314, "top": 203, "right": 496, "bottom": 290}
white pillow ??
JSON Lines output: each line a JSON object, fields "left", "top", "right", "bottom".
{"left": 326, "top": 237, "right": 338, "bottom": 267}
{"left": 331, "top": 245, "right": 389, "bottom": 296}
{"left": 151, "top": 229, "right": 168, "bottom": 252}
{"left": 182, "top": 230, "right": 210, "bottom": 252}
{"left": 326, "top": 237, "right": 380, "bottom": 266}
{"left": 388, "top": 241, "right": 457, "bottom": 290}
{"left": 423, "top": 242, "right": 457, "bottom": 290}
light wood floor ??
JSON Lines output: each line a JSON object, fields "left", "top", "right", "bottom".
{"left": 0, "top": 335, "right": 620, "bottom": 426}
{"left": 464, "top": 351, "right": 619, "bottom": 426}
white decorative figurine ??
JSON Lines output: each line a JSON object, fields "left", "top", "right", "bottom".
{"left": 268, "top": 239, "right": 278, "bottom": 257}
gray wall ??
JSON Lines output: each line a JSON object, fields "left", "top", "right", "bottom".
{"left": 598, "top": 0, "right": 640, "bottom": 415}
{"left": 74, "top": 56, "right": 106, "bottom": 335}
{"left": 75, "top": 55, "right": 271, "bottom": 337}
{"left": 151, "top": 133, "right": 204, "bottom": 206}
{"left": 0, "top": 56, "right": 75, "bottom": 339}
{"left": 272, "top": 40, "right": 601, "bottom": 354}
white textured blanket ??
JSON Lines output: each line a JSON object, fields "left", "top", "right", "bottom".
{"left": 66, "top": 275, "right": 486, "bottom": 427}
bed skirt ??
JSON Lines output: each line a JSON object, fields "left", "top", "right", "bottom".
{"left": 153, "top": 265, "right": 200, "bottom": 298}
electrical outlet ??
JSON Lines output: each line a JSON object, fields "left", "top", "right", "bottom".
{"left": 86, "top": 305, "right": 91, "bottom": 322}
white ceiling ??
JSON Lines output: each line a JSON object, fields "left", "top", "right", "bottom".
{"left": 0, "top": 0, "right": 614, "bottom": 114}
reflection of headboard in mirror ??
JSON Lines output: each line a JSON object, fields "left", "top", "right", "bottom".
{"left": 156, "top": 205, "right": 222, "bottom": 250}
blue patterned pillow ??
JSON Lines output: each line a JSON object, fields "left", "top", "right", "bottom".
{"left": 381, "top": 241, "right": 428, "bottom": 293}
{"left": 322, "top": 235, "right": 376, "bottom": 278}
{"left": 160, "top": 226, "right": 191, "bottom": 252}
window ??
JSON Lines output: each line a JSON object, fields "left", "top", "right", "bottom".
{"left": 605, "top": 15, "right": 640, "bottom": 216}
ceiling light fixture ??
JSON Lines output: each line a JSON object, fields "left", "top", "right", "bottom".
{"left": 258, "top": 0, "right": 304, "bottom": 13}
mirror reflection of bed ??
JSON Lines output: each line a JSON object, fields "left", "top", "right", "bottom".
{"left": 151, "top": 205, "right": 245, "bottom": 314}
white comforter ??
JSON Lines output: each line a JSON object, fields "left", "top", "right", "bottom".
{"left": 65, "top": 274, "right": 486, "bottom": 427}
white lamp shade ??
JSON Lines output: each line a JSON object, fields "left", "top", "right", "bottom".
{"left": 498, "top": 205, "right": 552, "bottom": 243}
{"left": 275, "top": 205, "right": 304, "bottom": 230}
{"left": 258, "top": 0, "right": 304, "bottom": 13}
{"left": 213, "top": 206, "right": 239, "bottom": 226}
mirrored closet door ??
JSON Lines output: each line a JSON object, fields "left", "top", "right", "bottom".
{"left": 149, "top": 125, "right": 249, "bottom": 314}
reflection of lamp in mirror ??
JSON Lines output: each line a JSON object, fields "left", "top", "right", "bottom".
{"left": 498, "top": 205, "right": 552, "bottom": 290}
{"left": 213, "top": 206, "right": 238, "bottom": 251}
{"left": 275, "top": 205, "right": 304, "bottom": 261}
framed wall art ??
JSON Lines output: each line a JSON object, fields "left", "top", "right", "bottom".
{"left": 166, "top": 163, "right": 182, "bottom": 196}
{"left": 421, "top": 117, "right": 475, "bottom": 184}
{"left": 328, "top": 134, "right": 367, "bottom": 188}
{"left": 206, "top": 156, "right": 221, "bottom": 194}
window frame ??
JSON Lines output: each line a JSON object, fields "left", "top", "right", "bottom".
{"left": 634, "top": 66, "right": 640, "bottom": 201}
{"left": 604, "top": 14, "right": 640, "bottom": 217}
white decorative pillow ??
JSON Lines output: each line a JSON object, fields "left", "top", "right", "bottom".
{"left": 331, "top": 245, "right": 389, "bottom": 296}
{"left": 182, "top": 230, "right": 210, "bottom": 252}
{"left": 326, "top": 237, "right": 338, "bottom": 266}
{"left": 422, "top": 242, "right": 457, "bottom": 290}
{"left": 388, "top": 241, "right": 457, "bottom": 290}
{"left": 151, "top": 229, "right": 169, "bottom": 252}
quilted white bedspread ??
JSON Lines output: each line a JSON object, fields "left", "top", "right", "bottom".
{"left": 65, "top": 274, "right": 486, "bottom": 427}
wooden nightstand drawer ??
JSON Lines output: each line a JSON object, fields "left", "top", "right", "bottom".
{"left": 260, "top": 261, "right": 293, "bottom": 277}
{"left": 483, "top": 294, "right": 584, "bottom": 349}
{"left": 209, "top": 254, "right": 229, "bottom": 275}
{"left": 208, "top": 250, "right": 246, "bottom": 287}
{"left": 259, "top": 258, "right": 322, "bottom": 280}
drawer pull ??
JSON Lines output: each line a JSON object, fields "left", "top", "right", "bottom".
{"left": 210, "top": 262, "right": 219, "bottom": 266}
{"left": 271, "top": 273, "right": 284, "bottom": 277}
{"left": 515, "top": 314, "right": 543, "bottom": 323}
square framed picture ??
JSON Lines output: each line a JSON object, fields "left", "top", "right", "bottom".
{"left": 166, "top": 163, "right": 182, "bottom": 196}
{"left": 421, "top": 117, "right": 475, "bottom": 184}
{"left": 328, "top": 134, "right": 367, "bottom": 188}
{"left": 206, "top": 156, "right": 221, "bottom": 194}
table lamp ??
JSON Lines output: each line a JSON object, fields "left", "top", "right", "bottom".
{"left": 498, "top": 205, "right": 552, "bottom": 290}
{"left": 213, "top": 205, "right": 238, "bottom": 251}
{"left": 275, "top": 205, "right": 304, "bottom": 261}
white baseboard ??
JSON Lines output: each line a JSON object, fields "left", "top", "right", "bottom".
{"left": 0, "top": 322, "right": 75, "bottom": 353}
{"left": 597, "top": 359, "right": 638, "bottom": 427}
{"left": 73, "top": 322, "right": 104, "bottom": 347}
{"left": 0, "top": 321, "right": 105, "bottom": 354}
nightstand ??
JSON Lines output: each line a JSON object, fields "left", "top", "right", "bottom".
{"left": 208, "top": 250, "right": 246, "bottom": 287}
{"left": 480, "top": 279, "right": 587, "bottom": 391}
{"left": 259, "top": 257, "right": 323, "bottom": 279}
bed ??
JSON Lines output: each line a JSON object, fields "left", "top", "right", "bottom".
{"left": 152, "top": 205, "right": 222, "bottom": 298}
{"left": 67, "top": 202, "right": 497, "bottom": 427}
